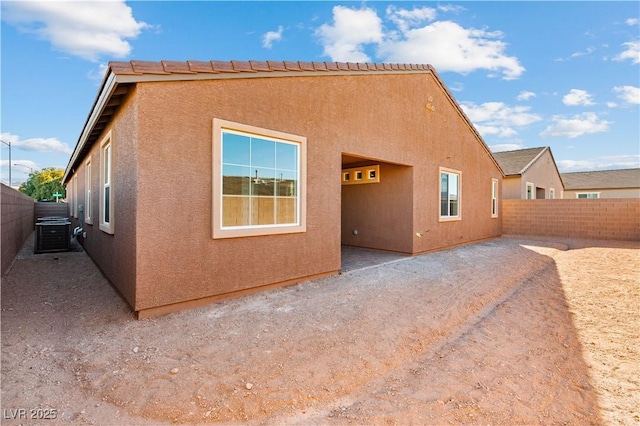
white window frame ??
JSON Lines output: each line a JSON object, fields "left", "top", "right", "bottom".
{"left": 99, "top": 131, "right": 114, "bottom": 234}
{"left": 85, "top": 158, "right": 92, "bottom": 224}
{"left": 212, "top": 118, "right": 307, "bottom": 239}
{"left": 576, "top": 192, "right": 599, "bottom": 199}
{"left": 491, "top": 178, "right": 499, "bottom": 218}
{"left": 439, "top": 167, "right": 461, "bottom": 222}
{"left": 526, "top": 182, "right": 535, "bottom": 199}
{"left": 549, "top": 188, "right": 555, "bottom": 199}
{"left": 67, "top": 182, "right": 73, "bottom": 218}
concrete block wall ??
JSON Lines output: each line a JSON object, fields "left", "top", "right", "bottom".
{"left": 503, "top": 198, "right": 640, "bottom": 241}
{"left": 1, "top": 184, "right": 35, "bottom": 274}
{"left": 34, "top": 202, "right": 69, "bottom": 221}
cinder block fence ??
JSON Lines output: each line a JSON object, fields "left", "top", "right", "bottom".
{"left": 502, "top": 198, "right": 640, "bottom": 241}
{"left": 1, "top": 184, "right": 35, "bottom": 274}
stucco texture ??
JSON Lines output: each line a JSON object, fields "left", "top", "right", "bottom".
{"left": 72, "top": 71, "right": 503, "bottom": 315}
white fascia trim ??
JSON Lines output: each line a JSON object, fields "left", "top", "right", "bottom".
{"left": 64, "top": 71, "right": 118, "bottom": 183}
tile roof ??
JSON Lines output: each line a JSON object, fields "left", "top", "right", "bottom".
{"left": 491, "top": 147, "right": 548, "bottom": 175}
{"left": 561, "top": 168, "right": 640, "bottom": 190}
{"left": 64, "top": 59, "right": 503, "bottom": 182}
{"left": 108, "top": 60, "right": 434, "bottom": 77}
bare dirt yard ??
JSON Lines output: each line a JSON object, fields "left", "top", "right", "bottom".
{"left": 1, "top": 235, "right": 638, "bottom": 425}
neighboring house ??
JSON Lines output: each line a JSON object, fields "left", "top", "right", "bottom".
{"left": 561, "top": 168, "right": 640, "bottom": 198}
{"left": 63, "top": 60, "right": 504, "bottom": 318}
{"left": 492, "top": 147, "right": 564, "bottom": 199}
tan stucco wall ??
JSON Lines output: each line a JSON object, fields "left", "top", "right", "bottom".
{"left": 69, "top": 71, "right": 503, "bottom": 315}
{"left": 503, "top": 150, "right": 564, "bottom": 199}
{"left": 563, "top": 188, "right": 640, "bottom": 198}
{"left": 130, "top": 73, "right": 502, "bottom": 312}
{"left": 341, "top": 163, "right": 414, "bottom": 253}
{"left": 68, "top": 88, "right": 138, "bottom": 308}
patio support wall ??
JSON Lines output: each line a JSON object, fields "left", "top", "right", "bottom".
{"left": 1, "top": 184, "right": 35, "bottom": 274}
{"left": 503, "top": 198, "right": 640, "bottom": 241}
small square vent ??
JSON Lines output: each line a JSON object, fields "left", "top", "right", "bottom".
{"left": 35, "top": 220, "right": 71, "bottom": 254}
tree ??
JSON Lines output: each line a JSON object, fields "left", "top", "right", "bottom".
{"left": 19, "top": 167, "right": 66, "bottom": 201}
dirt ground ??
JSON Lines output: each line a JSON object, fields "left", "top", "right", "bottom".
{"left": 1, "top": 235, "right": 638, "bottom": 425}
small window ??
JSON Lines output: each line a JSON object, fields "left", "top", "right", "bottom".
{"left": 355, "top": 171, "right": 363, "bottom": 180}
{"left": 526, "top": 182, "right": 534, "bottom": 199}
{"left": 577, "top": 192, "right": 599, "bottom": 199}
{"left": 213, "top": 119, "right": 306, "bottom": 239}
{"left": 491, "top": 178, "right": 498, "bottom": 218}
{"left": 440, "top": 168, "right": 461, "bottom": 221}
{"left": 99, "top": 131, "right": 114, "bottom": 234}
{"left": 85, "top": 159, "right": 92, "bottom": 224}
{"left": 368, "top": 169, "right": 376, "bottom": 179}
{"left": 549, "top": 188, "right": 555, "bottom": 199}
{"left": 343, "top": 172, "right": 350, "bottom": 182}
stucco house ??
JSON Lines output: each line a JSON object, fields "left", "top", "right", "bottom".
{"left": 561, "top": 168, "right": 640, "bottom": 198}
{"left": 492, "top": 147, "right": 564, "bottom": 199}
{"left": 63, "top": 60, "right": 504, "bottom": 318}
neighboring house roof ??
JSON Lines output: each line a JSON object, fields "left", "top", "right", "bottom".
{"left": 63, "top": 60, "right": 504, "bottom": 183}
{"left": 561, "top": 168, "right": 640, "bottom": 190}
{"left": 491, "top": 147, "right": 548, "bottom": 176}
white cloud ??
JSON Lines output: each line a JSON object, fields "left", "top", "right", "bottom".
{"left": 378, "top": 20, "right": 524, "bottom": 80}
{"left": 437, "top": 4, "right": 466, "bottom": 14}
{"left": 562, "top": 89, "right": 595, "bottom": 106}
{"left": 489, "top": 143, "right": 525, "bottom": 153}
{"left": 517, "top": 91, "right": 536, "bottom": 101}
{"left": 460, "top": 101, "right": 542, "bottom": 139}
{"left": 448, "top": 81, "right": 464, "bottom": 92}
{"left": 11, "top": 160, "right": 39, "bottom": 175}
{"left": 613, "top": 85, "right": 640, "bottom": 104}
{"left": 0, "top": 132, "right": 72, "bottom": 155}
{"left": 557, "top": 155, "right": 640, "bottom": 172}
{"left": 315, "top": 6, "right": 524, "bottom": 80}
{"left": 540, "top": 113, "right": 611, "bottom": 139}
{"left": 614, "top": 40, "right": 640, "bottom": 64}
{"left": 2, "top": 1, "right": 149, "bottom": 61}
{"left": 262, "top": 25, "right": 284, "bottom": 49}
{"left": 87, "top": 63, "right": 109, "bottom": 84}
{"left": 626, "top": 18, "right": 639, "bottom": 26}
{"left": 315, "top": 6, "right": 383, "bottom": 62}
{"left": 386, "top": 5, "right": 436, "bottom": 33}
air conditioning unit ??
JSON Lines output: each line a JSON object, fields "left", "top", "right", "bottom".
{"left": 35, "top": 220, "right": 71, "bottom": 254}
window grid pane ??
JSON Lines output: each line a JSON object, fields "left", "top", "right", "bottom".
{"left": 222, "top": 131, "right": 298, "bottom": 228}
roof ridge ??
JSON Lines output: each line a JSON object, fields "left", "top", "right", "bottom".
{"left": 108, "top": 59, "right": 434, "bottom": 76}
{"left": 561, "top": 167, "right": 640, "bottom": 175}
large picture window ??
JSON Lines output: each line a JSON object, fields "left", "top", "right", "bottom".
{"left": 440, "top": 168, "right": 461, "bottom": 220}
{"left": 99, "top": 131, "right": 114, "bottom": 234}
{"left": 213, "top": 119, "right": 306, "bottom": 239}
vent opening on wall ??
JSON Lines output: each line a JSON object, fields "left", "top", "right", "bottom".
{"left": 342, "top": 164, "right": 380, "bottom": 185}
{"left": 35, "top": 220, "right": 71, "bottom": 254}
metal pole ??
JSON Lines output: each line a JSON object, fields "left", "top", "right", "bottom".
{"left": 0, "top": 139, "right": 10, "bottom": 187}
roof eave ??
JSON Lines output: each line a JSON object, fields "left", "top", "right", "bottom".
{"left": 63, "top": 69, "right": 118, "bottom": 184}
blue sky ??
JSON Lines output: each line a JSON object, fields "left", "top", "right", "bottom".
{"left": 1, "top": 1, "right": 639, "bottom": 186}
